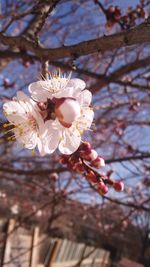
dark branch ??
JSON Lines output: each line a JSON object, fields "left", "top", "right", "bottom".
{"left": 106, "top": 153, "right": 150, "bottom": 164}
{"left": 0, "top": 19, "right": 150, "bottom": 60}
{"left": 22, "top": 0, "right": 61, "bottom": 38}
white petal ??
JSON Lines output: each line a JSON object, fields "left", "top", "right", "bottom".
{"left": 17, "top": 91, "right": 30, "bottom": 102}
{"left": 37, "top": 138, "right": 46, "bottom": 156}
{"left": 6, "top": 114, "right": 27, "bottom": 124}
{"left": 76, "top": 107, "right": 94, "bottom": 131}
{"left": 14, "top": 129, "right": 37, "bottom": 149}
{"left": 28, "top": 81, "right": 51, "bottom": 101}
{"left": 76, "top": 89, "right": 92, "bottom": 107}
{"left": 59, "top": 128, "right": 81, "bottom": 155}
{"left": 17, "top": 91, "right": 36, "bottom": 112}
{"left": 53, "top": 79, "right": 85, "bottom": 99}
{"left": 68, "top": 78, "right": 86, "bottom": 91}
{"left": 31, "top": 108, "right": 45, "bottom": 130}
{"left": 3, "top": 102, "right": 28, "bottom": 125}
{"left": 52, "top": 87, "right": 74, "bottom": 99}
{"left": 43, "top": 120, "right": 61, "bottom": 154}
{"left": 3, "top": 101, "right": 25, "bottom": 115}
{"left": 51, "top": 78, "right": 85, "bottom": 99}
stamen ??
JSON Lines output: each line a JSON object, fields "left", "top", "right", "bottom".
{"left": 3, "top": 123, "right": 12, "bottom": 128}
{"left": 7, "top": 135, "right": 16, "bottom": 141}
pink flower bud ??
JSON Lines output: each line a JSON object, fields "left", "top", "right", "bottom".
{"left": 50, "top": 172, "right": 59, "bottom": 181}
{"left": 97, "top": 182, "right": 108, "bottom": 195}
{"left": 80, "top": 149, "right": 97, "bottom": 161}
{"left": 80, "top": 142, "right": 92, "bottom": 153}
{"left": 89, "top": 149, "right": 98, "bottom": 161}
{"left": 86, "top": 171, "right": 98, "bottom": 183}
{"left": 91, "top": 156, "right": 105, "bottom": 168}
{"left": 55, "top": 98, "right": 81, "bottom": 128}
{"left": 113, "top": 181, "right": 124, "bottom": 192}
{"left": 75, "top": 162, "right": 85, "bottom": 173}
{"left": 3, "top": 78, "right": 10, "bottom": 87}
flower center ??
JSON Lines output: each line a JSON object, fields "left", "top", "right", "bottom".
{"left": 37, "top": 97, "right": 81, "bottom": 128}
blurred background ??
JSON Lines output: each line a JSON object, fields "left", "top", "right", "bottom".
{"left": 0, "top": 0, "right": 150, "bottom": 266}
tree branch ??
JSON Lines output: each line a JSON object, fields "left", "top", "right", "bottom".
{"left": 106, "top": 153, "right": 150, "bottom": 164}
{"left": 104, "top": 196, "right": 150, "bottom": 212}
{"left": 0, "top": 19, "right": 150, "bottom": 60}
{"left": 22, "top": 0, "right": 61, "bottom": 37}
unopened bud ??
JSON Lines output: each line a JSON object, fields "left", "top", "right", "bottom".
{"left": 3, "top": 78, "right": 10, "bottom": 87}
{"left": 113, "top": 181, "right": 124, "bottom": 192}
{"left": 86, "top": 171, "right": 98, "bottom": 183}
{"left": 91, "top": 156, "right": 105, "bottom": 168}
{"left": 80, "top": 149, "right": 97, "bottom": 161}
{"left": 55, "top": 98, "right": 80, "bottom": 128}
{"left": 80, "top": 142, "right": 92, "bottom": 153}
{"left": 97, "top": 181, "right": 108, "bottom": 195}
{"left": 50, "top": 172, "right": 58, "bottom": 181}
{"left": 89, "top": 149, "right": 98, "bottom": 161}
{"left": 75, "top": 162, "right": 85, "bottom": 173}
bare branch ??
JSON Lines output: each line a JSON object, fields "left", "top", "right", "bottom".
{"left": 0, "top": 19, "right": 150, "bottom": 60}
{"left": 22, "top": 0, "right": 61, "bottom": 38}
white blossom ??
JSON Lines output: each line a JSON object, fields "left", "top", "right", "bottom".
{"left": 40, "top": 83, "right": 94, "bottom": 155}
{"left": 3, "top": 91, "right": 46, "bottom": 155}
{"left": 28, "top": 73, "right": 94, "bottom": 155}
{"left": 3, "top": 73, "right": 94, "bottom": 155}
{"left": 28, "top": 72, "right": 86, "bottom": 102}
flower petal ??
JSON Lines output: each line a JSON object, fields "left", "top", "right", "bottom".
{"left": 37, "top": 138, "right": 46, "bottom": 156}
{"left": 14, "top": 129, "right": 37, "bottom": 149}
{"left": 52, "top": 87, "right": 74, "bottom": 99}
{"left": 3, "top": 101, "right": 25, "bottom": 115}
{"left": 76, "top": 89, "right": 92, "bottom": 107}
{"left": 52, "top": 79, "right": 86, "bottom": 99}
{"left": 76, "top": 107, "right": 94, "bottom": 131}
{"left": 28, "top": 81, "right": 51, "bottom": 101}
{"left": 17, "top": 91, "right": 30, "bottom": 102}
{"left": 17, "top": 91, "right": 36, "bottom": 110}
{"left": 16, "top": 91, "right": 35, "bottom": 113}
{"left": 68, "top": 78, "right": 86, "bottom": 91}
{"left": 59, "top": 127, "right": 81, "bottom": 155}
{"left": 42, "top": 120, "right": 61, "bottom": 154}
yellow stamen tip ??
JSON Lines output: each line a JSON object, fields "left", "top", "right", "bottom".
{"left": 3, "top": 123, "right": 10, "bottom": 128}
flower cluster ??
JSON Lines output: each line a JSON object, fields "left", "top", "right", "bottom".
{"left": 60, "top": 142, "right": 124, "bottom": 195}
{"left": 3, "top": 72, "right": 94, "bottom": 156}
{"left": 3, "top": 71, "right": 124, "bottom": 196}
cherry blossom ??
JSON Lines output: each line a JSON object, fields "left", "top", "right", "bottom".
{"left": 40, "top": 95, "right": 94, "bottom": 155}
{"left": 3, "top": 91, "right": 46, "bottom": 155}
{"left": 28, "top": 72, "right": 94, "bottom": 155}
{"left": 3, "top": 73, "right": 94, "bottom": 155}
{"left": 28, "top": 72, "right": 86, "bottom": 102}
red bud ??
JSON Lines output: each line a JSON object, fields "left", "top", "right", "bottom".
{"left": 97, "top": 182, "right": 108, "bottom": 195}
{"left": 86, "top": 171, "right": 98, "bottom": 183}
{"left": 113, "top": 181, "right": 124, "bottom": 192}
{"left": 91, "top": 156, "right": 105, "bottom": 168}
